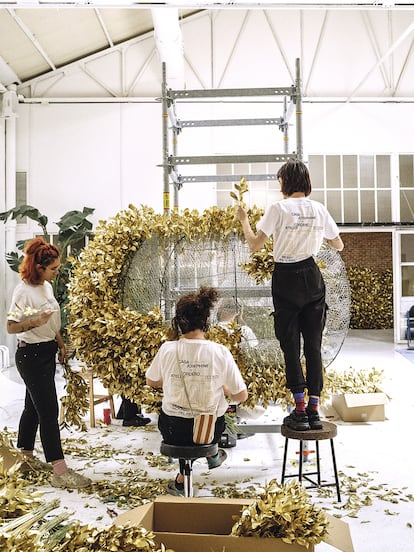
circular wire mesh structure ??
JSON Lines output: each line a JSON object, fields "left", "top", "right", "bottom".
{"left": 123, "top": 235, "right": 350, "bottom": 368}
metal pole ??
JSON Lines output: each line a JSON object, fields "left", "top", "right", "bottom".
{"left": 295, "top": 58, "right": 303, "bottom": 161}
{"left": 161, "top": 62, "right": 170, "bottom": 214}
{"left": 173, "top": 127, "right": 179, "bottom": 212}
{"left": 283, "top": 96, "right": 289, "bottom": 154}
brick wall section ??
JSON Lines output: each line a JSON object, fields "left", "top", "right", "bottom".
{"left": 339, "top": 231, "right": 393, "bottom": 272}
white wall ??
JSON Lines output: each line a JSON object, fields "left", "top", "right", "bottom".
{"left": 16, "top": 102, "right": 163, "bottom": 230}
{"left": 2, "top": 97, "right": 414, "bottom": 348}
{"left": 12, "top": 99, "right": 414, "bottom": 232}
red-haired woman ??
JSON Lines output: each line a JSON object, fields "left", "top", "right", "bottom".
{"left": 7, "top": 237, "right": 91, "bottom": 489}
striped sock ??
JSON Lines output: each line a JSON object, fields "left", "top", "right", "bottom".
{"left": 307, "top": 396, "right": 319, "bottom": 412}
{"left": 293, "top": 392, "right": 306, "bottom": 413}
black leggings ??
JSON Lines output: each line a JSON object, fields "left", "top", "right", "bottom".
{"left": 272, "top": 257, "right": 327, "bottom": 396}
{"left": 158, "top": 410, "right": 225, "bottom": 474}
{"left": 15, "top": 341, "right": 64, "bottom": 463}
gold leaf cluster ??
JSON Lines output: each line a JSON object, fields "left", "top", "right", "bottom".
{"left": 325, "top": 366, "right": 384, "bottom": 395}
{"left": 52, "top": 522, "right": 173, "bottom": 552}
{"left": 59, "top": 363, "right": 89, "bottom": 431}
{"left": 231, "top": 478, "right": 328, "bottom": 547}
{"left": 347, "top": 267, "right": 393, "bottom": 329}
{"left": 0, "top": 433, "right": 45, "bottom": 519}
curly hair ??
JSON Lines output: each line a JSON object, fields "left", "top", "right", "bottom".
{"left": 19, "top": 237, "right": 60, "bottom": 285}
{"left": 277, "top": 158, "right": 312, "bottom": 197}
{"left": 169, "top": 286, "right": 219, "bottom": 339}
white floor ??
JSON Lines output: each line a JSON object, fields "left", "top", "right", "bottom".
{"left": 1, "top": 329, "right": 414, "bottom": 552}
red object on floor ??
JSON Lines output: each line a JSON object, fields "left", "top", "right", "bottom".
{"left": 103, "top": 408, "right": 111, "bottom": 425}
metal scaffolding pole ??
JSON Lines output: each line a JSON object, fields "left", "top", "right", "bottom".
{"left": 161, "top": 62, "right": 170, "bottom": 214}
{"left": 161, "top": 58, "right": 303, "bottom": 198}
{"left": 295, "top": 57, "right": 303, "bottom": 161}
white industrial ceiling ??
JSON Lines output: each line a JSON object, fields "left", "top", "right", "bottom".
{"left": 0, "top": 2, "right": 414, "bottom": 100}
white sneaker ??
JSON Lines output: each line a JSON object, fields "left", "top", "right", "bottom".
{"left": 51, "top": 468, "right": 91, "bottom": 489}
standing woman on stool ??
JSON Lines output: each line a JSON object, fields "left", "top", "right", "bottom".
{"left": 7, "top": 237, "right": 91, "bottom": 489}
{"left": 237, "top": 159, "right": 344, "bottom": 431}
{"left": 146, "top": 286, "right": 248, "bottom": 495}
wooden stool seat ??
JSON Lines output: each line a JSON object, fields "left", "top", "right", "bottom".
{"left": 160, "top": 441, "right": 218, "bottom": 497}
{"left": 281, "top": 420, "right": 341, "bottom": 501}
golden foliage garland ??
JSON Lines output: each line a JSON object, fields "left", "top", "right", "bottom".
{"left": 66, "top": 204, "right": 271, "bottom": 420}
{"left": 65, "top": 202, "right": 382, "bottom": 429}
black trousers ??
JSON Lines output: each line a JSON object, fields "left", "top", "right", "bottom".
{"left": 119, "top": 396, "right": 140, "bottom": 419}
{"left": 15, "top": 341, "right": 64, "bottom": 463}
{"left": 271, "top": 257, "right": 327, "bottom": 397}
{"left": 158, "top": 410, "right": 225, "bottom": 474}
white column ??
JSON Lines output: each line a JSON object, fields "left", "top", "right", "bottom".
{"left": 2, "top": 84, "right": 18, "bottom": 354}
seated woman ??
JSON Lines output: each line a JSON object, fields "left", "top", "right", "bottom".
{"left": 146, "top": 286, "right": 248, "bottom": 496}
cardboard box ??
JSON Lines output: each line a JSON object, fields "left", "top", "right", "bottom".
{"left": 115, "top": 496, "right": 354, "bottom": 552}
{"left": 332, "top": 392, "right": 388, "bottom": 422}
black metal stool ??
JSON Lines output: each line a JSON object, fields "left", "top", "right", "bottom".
{"left": 281, "top": 421, "right": 341, "bottom": 502}
{"left": 160, "top": 441, "right": 218, "bottom": 497}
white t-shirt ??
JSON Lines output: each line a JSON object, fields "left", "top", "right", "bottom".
{"left": 146, "top": 338, "right": 247, "bottom": 418}
{"left": 7, "top": 280, "right": 61, "bottom": 343}
{"left": 257, "top": 197, "right": 340, "bottom": 263}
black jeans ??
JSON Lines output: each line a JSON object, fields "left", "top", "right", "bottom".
{"left": 158, "top": 410, "right": 225, "bottom": 475}
{"left": 15, "top": 341, "right": 64, "bottom": 463}
{"left": 271, "top": 257, "right": 327, "bottom": 397}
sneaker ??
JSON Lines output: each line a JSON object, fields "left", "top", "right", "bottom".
{"left": 283, "top": 410, "right": 310, "bottom": 431}
{"left": 207, "top": 448, "right": 227, "bottom": 469}
{"left": 306, "top": 409, "right": 323, "bottom": 430}
{"left": 19, "top": 456, "right": 53, "bottom": 474}
{"left": 51, "top": 468, "right": 92, "bottom": 489}
{"left": 122, "top": 415, "right": 151, "bottom": 427}
{"left": 167, "top": 478, "right": 184, "bottom": 497}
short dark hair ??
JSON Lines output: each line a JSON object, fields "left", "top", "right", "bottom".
{"left": 277, "top": 159, "right": 312, "bottom": 197}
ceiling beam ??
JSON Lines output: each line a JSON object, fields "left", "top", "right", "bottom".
{"left": 94, "top": 8, "right": 114, "bottom": 48}
{"left": 7, "top": 8, "right": 56, "bottom": 71}
{"left": 0, "top": 54, "right": 21, "bottom": 87}
{"left": 346, "top": 18, "right": 414, "bottom": 101}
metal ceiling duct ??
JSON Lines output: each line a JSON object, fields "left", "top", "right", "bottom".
{"left": 151, "top": 8, "right": 185, "bottom": 90}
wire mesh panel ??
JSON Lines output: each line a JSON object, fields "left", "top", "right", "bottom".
{"left": 122, "top": 236, "right": 350, "bottom": 368}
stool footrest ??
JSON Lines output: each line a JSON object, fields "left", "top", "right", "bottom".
{"left": 281, "top": 421, "right": 341, "bottom": 502}
{"left": 160, "top": 441, "right": 219, "bottom": 498}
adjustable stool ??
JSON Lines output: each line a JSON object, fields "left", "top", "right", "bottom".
{"left": 281, "top": 421, "right": 341, "bottom": 502}
{"left": 160, "top": 441, "right": 218, "bottom": 497}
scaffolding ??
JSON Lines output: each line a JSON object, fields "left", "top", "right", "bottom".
{"left": 161, "top": 58, "right": 303, "bottom": 213}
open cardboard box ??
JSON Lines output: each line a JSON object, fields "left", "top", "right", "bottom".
{"left": 115, "top": 496, "right": 354, "bottom": 552}
{"left": 332, "top": 392, "right": 388, "bottom": 422}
